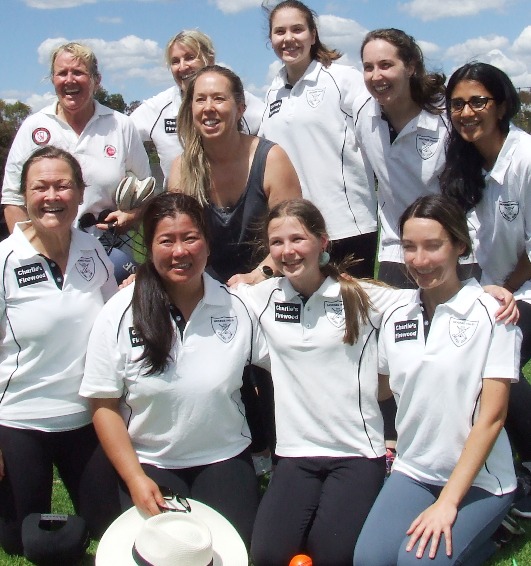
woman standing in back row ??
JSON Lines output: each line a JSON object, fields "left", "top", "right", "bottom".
{"left": 259, "top": 0, "right": 377, "bottom": 278}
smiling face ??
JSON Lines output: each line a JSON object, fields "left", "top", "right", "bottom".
{"left": 449, "top": 79, "right": 506, "bottom": 157}
{"left": 24, "top": 157, "right": 83, "bottom": 235}
{"left": 268, "top": 215, "right": 327, "bottom": 295}
{"left": 362, "top": 38, "right": 414, "bottom": 111}
{"left": 151, "top": 213, "right": 209, "bottom": 294}
{"left": 52, "top": 51, "right": 99, "bottom": 117}
{"left": 270, "top": 7, "right": 316, "bottom": 76}
{"left": 402, "top": 217, "right": 464, "bottom": 293}
{"left": 191, "top": 72, "right": 244, "bottom": 139}
{"left": 169, "top": 41, "right": 209, "bottom": 92}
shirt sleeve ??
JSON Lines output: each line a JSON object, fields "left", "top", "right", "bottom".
{"left": 377, "top": 320, "right": 390, "bottom": 376}
{"left": 79, "top": 297, "right": 127, "bottom": 398}
{"left": 124, "top": 116, "right": 152, "bottom": 180}
{"left": 130, "top": 102, "right": 154, "bottom": 142}
{"left": 1, "top": 118, "right": 34, "bottom": 207}
{"left": 364, "top": 283, "right": 415, "bottom": 327}
{"left": 483, "top": 320, "right": 521, "bottom": 383}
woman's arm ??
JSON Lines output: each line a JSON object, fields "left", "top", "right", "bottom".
{"left": 263, "top": 145, "right": 301, "bottom": 209}
{"left": 90, "top": 398, "right": 165, "bottom": 516}
{"left": 4, "top": 205, "right": 28, "bottom": 233}
{"left": 167, "top": 156, "right": 183, "bottom": 192}
{"left": 405, "top": 377, "right": 510, "bottom": 559}
{"left": 503, "top": 252, "right": 531, "bottom": 295}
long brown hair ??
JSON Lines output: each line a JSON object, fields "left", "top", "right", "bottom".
{"left": 266, "top": 199, "right": 380, "bottom": 344}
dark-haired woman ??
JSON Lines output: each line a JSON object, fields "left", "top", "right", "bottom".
{"left": 80, "top": 192, "right": 268, "bottom": 547}
{"left": 259, "top": 1, "right": 377, "bottom": 278}
{"left": 355, "top": 29, "right": 478, "bottom": 287}
{"left": 354, "top": 195, "right": 520, "bottom": 565}
{"left": 0, "top": 146, "right": 119, "bottom": 555}
{"left": 440, "top": 62, "right": 531, "bottom": 514}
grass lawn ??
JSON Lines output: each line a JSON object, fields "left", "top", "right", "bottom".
{"left": 0, "top": 371, "right": 530, "bottom": 566}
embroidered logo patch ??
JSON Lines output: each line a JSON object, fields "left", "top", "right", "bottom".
{"left": 129, "top": 326, "right": 145, "bottom": 347}
{"left": 274, "top": 302, "right": 301, "bottom": 323}
{"left": 325, "top": 300, "right": 344, "bottom": 328}
{"left": 212, "top": 316, "right": 237, "bottom": 343}
{"left": 32, "top": 127, "right": 51, "bottom": 146}
{"left": 306, "top": 88, "right": 325, "bottom": 108}
{"left": 449, "top": 317, "right": 478, "bottom": 347}
{"left": 269, "top": 100, "right": 282, "bottom": 117}
{"left": 164, "top": 118, "right": 176, "bottom": 134}
{"left": 15, "top": 263, "right": 48, "bottom": 287}
{"left": 394, "top": 320, "right": 418, "bottom": 342}
{"left": 75, "top": 257, "right": 95, "bottom": 281}
{"left": 499, "top": 201, "right": 519, "bottom": 222}
{"left": 104, "top": 145, "right": 117, "bottom": 158}
{"left": 416, "top": 135, "right": 439, "bottom": 160}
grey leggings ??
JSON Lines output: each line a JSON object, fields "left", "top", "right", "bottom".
{"left": 354, "top": 471, "right": 513, "bottom": 566}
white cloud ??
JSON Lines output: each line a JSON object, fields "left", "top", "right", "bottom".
{"left": 483, "top": 49, "right": 527, "bottom": 76}
{"left": 445, "top": 35, "right": 510, "bottom": 65}
{"left": 399, "top": 0, "right": 510, "bottom": 21}
{"left": 24, "top": 0, "right": 96, "bottom": 8}
{"left": 209, "top": 0, "right": 261, "bottom": 14}
{"left": 513, "top": 26, "right": 531, "bottom": 54}
{"left": 26, "top": 92, "right": 57, "bottom": 112}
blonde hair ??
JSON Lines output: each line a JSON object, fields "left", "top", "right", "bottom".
{"left": 177, "top": 65, "right": 246, "bottom": 206}
{"left": 49, "top": 42, "right": 101, "bottom": 82}
{"left": 165, "top": 30, "right": 215, "bottom": 68}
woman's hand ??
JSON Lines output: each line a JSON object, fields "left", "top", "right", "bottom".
{"left": 119, "top": 273, "right": 137, "bottom": 289}
{"left": 227, "top": 269, "right": 266, "bottom": 288}
{"left": 127, "top": 473, "right": 166, "bottom": 517}
{"left": 406, "top": 499, "right": 458, "bottom": 559}
{"left": 483, "top": 285, "right": 519, "bottom": 324}
{"left": 96, "top": 209, "right": 142, "bottom": 233}
{"left": 0, "top": 449, "right": 4, "bottom": 481}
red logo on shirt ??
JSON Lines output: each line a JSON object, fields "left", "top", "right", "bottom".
{"left": 32, "top": 128, "right": 51, "bottom": 146}
{"left": 104, "top": 145, "right": 117, "bottom": 158}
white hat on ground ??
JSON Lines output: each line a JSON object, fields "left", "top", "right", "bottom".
{"left": 96, "top": 498, "right": 247, "bottom": 566}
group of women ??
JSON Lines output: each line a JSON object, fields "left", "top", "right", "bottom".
{"left": 0, "top": 0, "right": 529, "bottom": 565}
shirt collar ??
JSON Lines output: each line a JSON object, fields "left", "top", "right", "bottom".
{"left": 370, "top": 101, "right": 445, "bottom": 134}
{"left": 486, "top": 124, "right": 520, "bottom": 185}
{"left": 278, "top": 275, "right": 340, "bottom": 301}
{"left": 43, "top": 99, "right": 113, "bottom": 120}
{"left": 276, "top": 59, "right": 321, "bottom": 89}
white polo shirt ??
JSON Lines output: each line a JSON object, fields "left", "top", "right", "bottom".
{"left": 474, "top": 126, "right": 531, "bottom": 303}
{"left": 131, "top": 85, "right": 265, "bottom": 183}
{"left": 0, "top": 223, "right": 117, "bottom": 429}
{"left": 379, "top": 279, "right": 519, "bottom": 495}
{"left": 354, "top": 99, "right": 448, "bottom": 262}
{"left": 2, "top": 101, "right": 151, "bottom": 224}
{"left": 80, "top": 273, "right": 269, "bottom": 469}
{"left": 240, "top": 277, "right": 413, "bottom": 458}
{"left": 259, "top": 61, "right": 376, "bottom": 241}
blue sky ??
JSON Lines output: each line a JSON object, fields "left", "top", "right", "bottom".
{"left": 2, "top": 0, "right": 530, "bottom": 112}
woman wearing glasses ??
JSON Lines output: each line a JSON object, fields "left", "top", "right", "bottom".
{"left": 440, "top": 62, "right": 531, "bottom": 515}
{"left": 80, "top": 192, "right": 268, "bottom": 548}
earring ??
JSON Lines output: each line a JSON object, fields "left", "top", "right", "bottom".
{"left": 318, "top": 250, "right": 330, "bottom": 268}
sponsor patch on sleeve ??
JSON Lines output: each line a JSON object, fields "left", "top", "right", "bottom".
{"left": 164, "top": 118, "right": 176, "bottom": 134}
{"left": 274, "top": 302, "right": 301, "bottom": 323}
{"left": 394, "top": 320, "right": 418, "bottom": 342}
{"left": 15, "top": 263, "right": 48, "bottom": 287}
{"left": 129, "top": 327, "right": 145, "bottom": 348}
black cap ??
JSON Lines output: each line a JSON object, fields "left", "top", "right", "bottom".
{"left": 21, "top": 513, "right": 89, "bottom": 566}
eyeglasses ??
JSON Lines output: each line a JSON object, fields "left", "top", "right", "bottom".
{"left": 449, "top": 96, "right": 495, "bottom": 114}
{"left": 157, "top": 486, "right": 192, "bottom": 514}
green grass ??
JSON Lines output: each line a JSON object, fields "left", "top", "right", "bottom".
{"left": 1, "top": 371, "right": 530, "bottom": 566}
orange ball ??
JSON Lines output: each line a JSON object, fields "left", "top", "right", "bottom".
{"left": 289, "top": 555, "right": 313, "bottom": 566}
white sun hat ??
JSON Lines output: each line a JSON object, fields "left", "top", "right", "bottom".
{"left": 96, "top": 498, "right": 247, "bottom": 566}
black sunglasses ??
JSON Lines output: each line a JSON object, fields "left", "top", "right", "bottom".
{"left": 157, "top": 486, "right": 192, "bottom": 514}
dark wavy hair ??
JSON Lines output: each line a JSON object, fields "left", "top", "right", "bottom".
{"left": 20, "top": 145, "right": 86, "bottom": 195}
{"left": 263, "top": 0, "right": 341, "bottom": 67}
{"left": 440, "top": 62, "right": 521, "bottom": 212}
{"left": 399, "top": 194, "right": 472, "bottom": 259}
{"left": 361, "top": 28, "right": 446, "bottom": 114}
{"left": 264, "top": 199, "right": 384, "bottom": 344}
{"left": 132, "top": 192, "right": 210, "bottom": 375}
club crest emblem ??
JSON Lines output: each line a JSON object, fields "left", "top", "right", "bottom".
{"left": 212, "top": 316, "right": 237, "bottom": 343}
{"left": 306, "top": 88, "right": 325, "bottom": 108}
{"left": 499, "top": 201, "right": 519, "bottom": 222}
{"left": 325, "top": 300, "right": 344, "bottom": 328}
{"left": 75, "top": 257, "right": 95, "bottom": 281}
{"left": 32, "top": 127, "right": 51, "bottom": 146}
{"left": 416, "top": 135, "right": 439, "bottom": 160}
{"left": 449, "top": 317, "right": 478, "bottom": 347}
